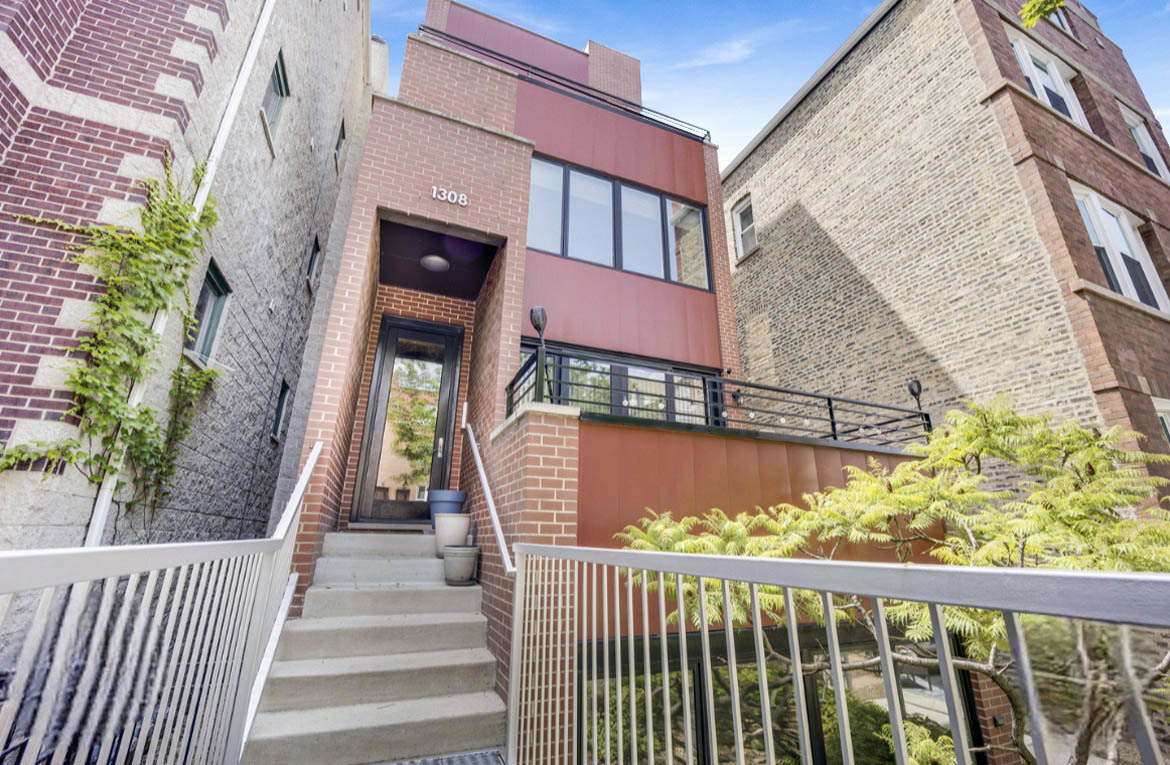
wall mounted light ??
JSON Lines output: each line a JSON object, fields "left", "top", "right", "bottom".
{"left": 420, "top": 253, "right": 450, "bottom": 272}
{"left": 530, "top": 306, "right": 548, "bottom": 347}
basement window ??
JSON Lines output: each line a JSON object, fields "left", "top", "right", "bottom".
{"left": 185, "top": 261, "right": 231, "bottom": 364}
{"left": 1010, "top": 36, "right": 1090, "bottom": 130}
{"left": 1119, "top": 102, "right": 1169, "bottom": 179}
{"left": 732, "top": 196, "right": 757, "bottom": 260}
{"left": 261, "top": 51, "right": 291, "bottom": 133}
{"left": 272, "top": 379, "right": 290, "bottom": 441}
{"left": 1073, "top": 184, "right": 1169, "bottom": 311}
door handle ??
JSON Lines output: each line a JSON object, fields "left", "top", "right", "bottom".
{"left": 435, "top": 437, "right": 444, "bottom": 455}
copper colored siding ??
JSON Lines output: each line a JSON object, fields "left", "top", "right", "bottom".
{"left": 522, "top": 250, "right": 722, "bottom": 368}
{"left": 444, "top": 3, "right": 589, "bottom": 84}
{"left": 514, "top": 81, "right": 708, "bottom": 204}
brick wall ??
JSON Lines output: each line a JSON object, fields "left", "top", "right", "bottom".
{"left": 722, "top": 0, "right": 1100, "bottom": 430}
{"left": 585, "top": 39, "right": 641, "bottom": 105}
{"left": 0, "top": 0, "right": 371, "bottom": 548}
{"left": 398, "top": 35, "right": 517, "bottom": 134}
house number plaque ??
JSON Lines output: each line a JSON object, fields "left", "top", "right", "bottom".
{"left": 431, "top": 185, "right": 468, "bottom": 207}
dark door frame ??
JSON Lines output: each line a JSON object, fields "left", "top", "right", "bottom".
{"left": 350, "top": 314, "right": 464, "bottom": 524}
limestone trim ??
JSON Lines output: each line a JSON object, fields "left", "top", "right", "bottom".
{"left": 371, "top": 93, "right": 535, "bottom": 147}
{"left": 0, "top": 32, "right": 188, "bottom": 161}
{"left": 489, "top": 403, "right": 581, "bottom": 442}
{"left": 980, "top": 78, "right": 1170, "bottom": 191}
{"left": 1071, "top": 278, "right": 1170, "bottom": 326}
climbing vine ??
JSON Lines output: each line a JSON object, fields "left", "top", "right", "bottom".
{"left": 1, "top": 160, "right": 219, "bottom": 511}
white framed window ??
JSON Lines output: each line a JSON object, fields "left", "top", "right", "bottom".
{"left": 731, "top": 196, "right": 757, "bottom": 260}
{"left": 1073, "top": 183, "right": 1170, "bottom": 312}
{"left": 1155, "top": 398, "right": 1170, "bottom": 448}
{"left": 1118, "top": 102, "right": 1169, "bottom": 179}
{"left": 271, "top": 379, "right": 289, "bottom": 441}
{"left": 261, "top": 51, "right": 290, "bottom": 132}
{"left": 1047, "top": 6, "right": 1073, "bottom": 35}
{"left": 185, "top": 260, "right": 231, "bottom": 364}
{"left": 306, "top": 235, "right": 321, "bottom": 283}
{"left": 1010, "top": 35, "right": 1090, "bottom": 130}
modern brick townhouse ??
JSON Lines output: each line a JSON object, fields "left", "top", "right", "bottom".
{"left": 0, "top": 0, "right": 377, "bottom": 547}
{"left": 721, "top": 0, "right": 1170, "bottom": 480}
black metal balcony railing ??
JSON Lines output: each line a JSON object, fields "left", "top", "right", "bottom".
{"left": 416, "top": 26, "right": 712, "bottom": 142}
{"left": 505, "top": 347, "right": 931, "bottom": 448}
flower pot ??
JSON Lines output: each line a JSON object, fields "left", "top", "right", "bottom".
{"left": 434, "top": 513, "right": 470, "bottom": 558}
{"left": 428, "top": 489, "right": 467, "bottom": 528}
{"left": 443, "top": 545, "right": 479, "bottom": 586}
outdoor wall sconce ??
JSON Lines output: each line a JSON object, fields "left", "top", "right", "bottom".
{"left": 530, "top": 306, "right": 548, "bottom": 347}
{"left": 907, "top": 378, "right": 923, "bottom": 410}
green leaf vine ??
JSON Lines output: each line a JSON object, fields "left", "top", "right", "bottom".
{"left": 1, "top": 160, "right": 219, "bottom": 512}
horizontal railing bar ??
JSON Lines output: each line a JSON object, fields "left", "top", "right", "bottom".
{"left": 0, "top": 538, "right": 279, "bottom": 595}
{"left": 515, "top": 544, "right": 1170, "bottom": 628}
{"left": 721, "top": 377, "right": 924, "bottom": 415}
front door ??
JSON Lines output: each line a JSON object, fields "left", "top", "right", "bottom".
{"left": 353, "top": 316, "right": 463, "bottom": 524}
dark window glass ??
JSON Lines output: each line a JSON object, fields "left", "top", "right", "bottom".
{"left": 1045, "top": 87, "right": 1071, "bottom": 118}
{"left": 307, "top": 236, "right": 321, "bottom": 279}
{"left": 527, "top": 158, "right": 563, "bottom": 254}
{"left": 620, "top": 185, "right": 665, "bottom": 278}
{"left": 262, "top": 52, "right": 290, "bottom": 130}
{"left": 185, "top": 261, "right": 230, "bottom": 363}
{"left": 272, "top": 380, "right": 289, "bottom": 438}
{"left": 667, "top": 200, "right": 708, "bottom": 288}
{"left": 567, "top": 170, "right": 614, "bottom": 266}
{"left": 1160, "top": 414, "right": 1170, "bottom": 446}
{"left": 1077, "top": 200, "right": 1121, "bottom": 295}
{"left": 1140, "top": 151, "right": 1159, "bottom": 175}
{"left": 1123, "top": 254, "right": 1158, "bottom": 307}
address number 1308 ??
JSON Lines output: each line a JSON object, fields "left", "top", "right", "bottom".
{"left": 431, "top": 186, "right": 468, "bottom": 207}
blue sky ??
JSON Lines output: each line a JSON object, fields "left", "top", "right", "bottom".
{"left": 371, "top": 0, "right": 1170, "bottom": 168}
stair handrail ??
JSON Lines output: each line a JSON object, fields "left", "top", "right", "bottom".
{"left": 461, "top": 403, "right": 515, "bottom": 575}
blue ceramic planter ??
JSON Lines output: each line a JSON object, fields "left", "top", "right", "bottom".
{"left": 428, "top": 489, "right": 467, "bottom": 528}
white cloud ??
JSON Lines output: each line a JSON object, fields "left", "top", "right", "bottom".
{"left": 670, "top": 19, "right": 810, "bottom": 70}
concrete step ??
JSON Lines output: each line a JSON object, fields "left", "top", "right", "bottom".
{"left": 259, "top": 647, "right": 496, "bottom": 711}
{"left": 243, "top": 691, "right": 506, "bottom": 764}
{"left": 314, "top": 556, "right": 445, "bottom": 586}
{"left": 276, "top": 612, "right": 487, "bottom": 659}
{"left": 301, "top": 584, "right": 482, "bottom": 618}
{"left": 322, "top": 531, "right": 436, "bottom": 558}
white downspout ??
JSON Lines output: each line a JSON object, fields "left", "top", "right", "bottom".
{"left": 83, "top": 0, "right": 281, "bottom": 547}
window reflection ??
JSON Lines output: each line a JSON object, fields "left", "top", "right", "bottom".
{"left": 527, "top": 158, "right": 563, "bottom": 254}
{"left": 620, "top": 185, "right": 665, "bottom": 278}
{"left": 567, "top": 170, "right": 614, "bottom": 266}
{"left": 667, "top": 200, "right": 708, "bottom": 288}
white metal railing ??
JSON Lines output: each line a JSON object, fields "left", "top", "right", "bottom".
{"left": 0, "top": 441, "right": 322, "bottom": 764}
{"left": 462, "top": 403, "right": 515, "bottom": 575}
{"left": 507, "top": 543, "right": 1170, "bottom": 765}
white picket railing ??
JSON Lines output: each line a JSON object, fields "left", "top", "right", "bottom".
{"left": 507, "top": 544, "right": 1170, "bottom": 765}
{"left": 0, "top": 441, "right": 322, "bottom": 765}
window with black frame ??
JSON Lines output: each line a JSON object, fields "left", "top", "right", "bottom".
{"left": 526, "top": 157, "right": 711, "bottom": 289}
{"left": 516, "top": 345, "right": 711, "bottom": 425}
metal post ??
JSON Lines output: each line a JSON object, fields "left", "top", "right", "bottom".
{"left": 507, "top": 552, "right": 528, "bottom": 764}
{"left": 827, "top": 398, "right": 839, "bottom": 440}
{"left": 1002, "top": 611, "right": 1050, "bottom": 765}
{"left": 535, "top": 346, "right": 547, "bottom": 405}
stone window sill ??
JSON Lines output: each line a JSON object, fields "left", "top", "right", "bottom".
{"left": 1071, "top": 278, "right": 1170, "bottom": 325}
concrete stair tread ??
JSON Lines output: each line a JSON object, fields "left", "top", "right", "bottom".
{"left": 270, "top": 647, "right": 495, "bottom": 678}
{"left": 322, "top": 532, "right": 435, "bottom": 558}
{"left": 247, "top": 690, "right": 505, "bottom": 740}
{"left": 309, "top": 581, "right": 463, "bottom": 590}
{"left": 284, "top": 611, "right": 486, "bottom": 632}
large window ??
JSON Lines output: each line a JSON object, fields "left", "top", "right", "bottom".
{"left": 1074, "top": 185, "right": 1169, "bottom": 311}
{"left": 1119, "top": 102, "right": 1169, "bottom": 179}
{"left": 1010, "top": 36, "right": 1090, "bottom": 130}
{"left": 185, "top": 261, "right": 230, "bottom": 364}
{"left": 261, "top": 51, "right": 290, "bottom": 133}
{"left": 526, "top": 157, "right": 711, "bottom": 289}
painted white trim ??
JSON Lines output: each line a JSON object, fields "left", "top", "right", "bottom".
{"left": 1009, "top": 34, "right": 1090, "bottom": 131}
{"left": 1118, "top": 101, "right": 1170, "bottom": 180}
{"left": 1071, "top": 181, "right": 1170, "bottom": 313}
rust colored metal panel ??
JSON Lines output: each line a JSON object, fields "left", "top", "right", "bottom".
{"left": 514, "top": 81, "right": 708, "bottom": 203}
{"left": 523, "top": 250, "right": 722, "bottom": 368}
{"left": 444, "top": 3, "right": 589, "bottom": 83}
{"left": 578, "top": 419, "right": 912, "bottom": 551}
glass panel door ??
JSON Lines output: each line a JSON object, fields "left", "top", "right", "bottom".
{"left": 353, "top": 317, "right": 462, "bottom": 524}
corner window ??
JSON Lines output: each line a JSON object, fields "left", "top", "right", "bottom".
{"left": 261, "top": 51, "right": 290, "bottom": 132}
{"left": 732, "top": 196, "right": 757, "bottom": 260}
{"left": 1010, "top": 37, "right": 1089, "bottom": 130}
{"left": 272, "top": 379, "right": 289, "bottom": 440}
{"left": 333, "top": 120, "right": 346, "bottom": 171}
{"left": 526, "top": 157, "right": 710, "bottom": 289}
{"left": 1155, "top": 398, "right": 1170, "bottom": 447}
{"left": 185, "top": 261, "right": 230, "bottom": 363}
{"left": 1074, "top": 185, "right": 1169, "bottom": 311}
{"left": 306, "top": 235, "right": 321, "bottom": 281}
{"left": 1119, "top": 103, "right": 1169, "bottom": 179}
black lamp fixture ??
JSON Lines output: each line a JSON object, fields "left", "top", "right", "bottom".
{"left": 907, "top": 378, "right": 924, "bottom": 410}
{"left": 530, "top": 306, "right": 548, "bottom": 347}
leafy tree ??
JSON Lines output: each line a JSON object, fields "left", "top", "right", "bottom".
{"left": 619, "top": 397, "right": 1170, "bottom": 764}
{"left": 1019, "top": 0, "right": 1066, "bottom": 27}
{"left": 385, "top": 358, "right": 440, "bottom": 487}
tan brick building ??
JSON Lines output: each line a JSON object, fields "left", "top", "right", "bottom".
{"left": 721, "top": 0, "right": 1170, "bottom": 476}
